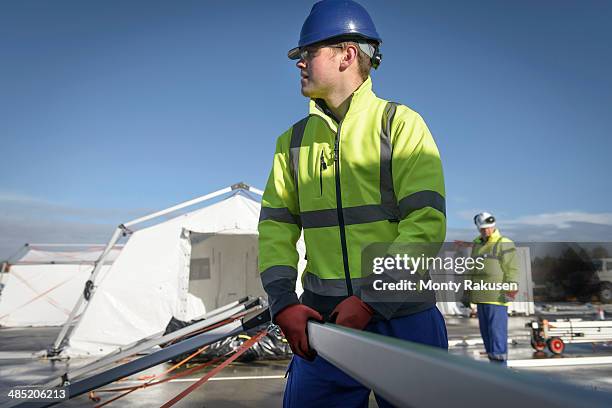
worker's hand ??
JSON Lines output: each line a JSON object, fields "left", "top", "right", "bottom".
{"left": 274, "top": 304, "right": 323, "bottom": 361}
{"left": 504, "top": 290, "right": 518, "bottom": 301}
{"left": 329, "top": 296, "right": 374, "bottom": 330}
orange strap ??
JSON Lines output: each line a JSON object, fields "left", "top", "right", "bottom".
{"left": 160, "top": 330, "right": 268, "bottom": 408}
{"left": 0, "top": 273, "right": 73, "bottom": 320}
{"left": 89, "top": 309, "right": 257, "bottom": 407}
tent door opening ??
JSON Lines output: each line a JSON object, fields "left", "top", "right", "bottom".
{"left": 187, "top": 233, "right": 264, "bottom": 312}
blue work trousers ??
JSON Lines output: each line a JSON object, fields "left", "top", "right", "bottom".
{"left": 476, "top": 303, "right": 508, "bottom": 363}
{"left": 283, "top": 306, "right": 448, "bottom": 408}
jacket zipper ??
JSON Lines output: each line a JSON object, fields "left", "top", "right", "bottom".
{"left": 334, "top": 123, "right": 353, "bottom": 296}
{"left": 319, "top": 150, "right": 327, "bottom": 196}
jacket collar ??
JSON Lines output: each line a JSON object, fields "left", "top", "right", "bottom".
{"left": 475, "top": 228, "right": 501, "bottom": 244}
{"left": 308, "top": 77, "right": 375, "bottom": 130}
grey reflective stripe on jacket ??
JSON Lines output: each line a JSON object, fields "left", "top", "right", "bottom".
{"left": 399, "top": 190, "right": 446, "bottom": 219}
{"left": 260, "top": 265, "right": 299, "bottom": 318}
{"left": 475, "top": 236, "right": 512, "bottom": 261}
{"left": 380, "top": 102, "right": 401, "bottom": 220}
{"left": 302, "top": 272, "right": 368, "bottom": 297}
{"left": 259, "top": 207, "right": 301, "bottom": 226}
{"left": 288, "top": 116, "right": 310, "bottom": 204}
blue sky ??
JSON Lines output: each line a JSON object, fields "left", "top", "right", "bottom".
{"left": 1, "top": 1, "right": 611, "bottom": 258}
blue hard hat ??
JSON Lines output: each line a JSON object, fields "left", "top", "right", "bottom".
{"left": 288, "top": 0, "right": 382, "bottom": 60}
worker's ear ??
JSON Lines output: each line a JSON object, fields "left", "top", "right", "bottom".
{"left": 339, "top": 44, "right": 358, "bottom": 71}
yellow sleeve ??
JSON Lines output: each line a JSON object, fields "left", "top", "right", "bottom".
{"left": 258, "top": 128, "right": 302, "bottom": 318}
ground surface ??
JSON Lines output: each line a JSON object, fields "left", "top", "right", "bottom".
{"left": 1, "top": 307, "right": 612, "bottom": 407}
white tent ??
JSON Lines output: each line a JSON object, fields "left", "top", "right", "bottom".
{"left": 0, "top": 245, "right": 122, "bottom": 327}
{"left": 61, "top": 185, "right": 305, "bottom": 357}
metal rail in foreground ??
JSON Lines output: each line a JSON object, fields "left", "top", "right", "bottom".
{"left": 308, "top": 321, "right": 612, "bottom": 408}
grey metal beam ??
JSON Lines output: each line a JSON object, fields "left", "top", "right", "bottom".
{"left": 308, "top": 322, "right": 612, "bottom": 408}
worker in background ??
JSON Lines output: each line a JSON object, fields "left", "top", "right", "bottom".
{"left": 258, "top": 0, "right": 447, "bottom": 406}
{"left": 465, "top": 212, "right": 519, "bottom": 365}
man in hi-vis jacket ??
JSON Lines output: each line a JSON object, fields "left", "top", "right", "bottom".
{"left": 258, "top": 1, "right": 448, "bottom": 406}
{"left": 468, "top": 212, "right": 519, "bottom": 365}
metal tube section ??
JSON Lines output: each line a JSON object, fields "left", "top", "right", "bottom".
{"left": 124, "top": 186, "right": 232, "bottom": 228}
{"left": 307, "top": 322, "right": 612, "bottom": 408}
{"left": 249, "top": 187, "right": 264, "bottom": 196}
{"left": 191, "top": 297, "right": 248, "bottom": 321}
{"left": 15, "top": 260, "right": 116, "bottom": 266}
{"left": 48, "top": 227, "right": 124, "bottom": 354}
{"left": 24, "top": 244, "right": 122, "bottom": 248}
{"left": 0, "top": 261, "right": 8, "bottom": 296}
{"left": 47, "top": 301, "right": 257, "bottom": 386}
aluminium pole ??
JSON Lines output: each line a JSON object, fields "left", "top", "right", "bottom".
{"left": 123, "top": 186, "right": 232, "bottom": 228}
{"left": 249, "top": 186, "right": 264, "bottom": 196}
{"left": 307, "top": 322, "right": 612, "bottom": 408}
{"left": 48, "top": 226, "right": 125, "bottom": 356}
{"left": 0, "top": 261, "right": 8, "bottom": 299}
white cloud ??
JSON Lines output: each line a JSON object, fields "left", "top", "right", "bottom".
{"left": 506, "top": 212, "right": 612, "bottom": 228}
{"left": 452, "top": 210, "right": 612, "bottom": 242}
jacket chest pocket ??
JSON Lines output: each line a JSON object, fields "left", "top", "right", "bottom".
{"left": 312, "top": 144, "right": 333, "bottom": 199}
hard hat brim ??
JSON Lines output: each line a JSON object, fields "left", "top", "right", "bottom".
{"left": 288, "top": 47, "right": 300, "bottom": 60}
{"left": 477, "top": 223, "right": 496, "bottom": 230}
{"left": 287, "top": 34, "right": 381, "bottom": 60}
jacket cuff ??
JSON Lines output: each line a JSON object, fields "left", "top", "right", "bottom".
{"left": 260, "top": 265, "right": 299, "bottom": 320}
{"left": 270, "top": 292, "right": 299, "bottom": 321}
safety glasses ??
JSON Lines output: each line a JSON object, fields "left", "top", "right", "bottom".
{"left": 474, "top": 215, "right": 495, "bottom": 224}
{"left": 297, "top": 44, "right": 345, "bottom": 61}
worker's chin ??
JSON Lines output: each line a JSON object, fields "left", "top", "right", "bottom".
{"left": 300, "top": 82, "right": 320, "bottom": 98}
{"left": 300, "top": 86, "right": 314, "bottom": 98}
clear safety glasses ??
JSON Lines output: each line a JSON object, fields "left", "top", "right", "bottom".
{"left": 297, "top": 44, "right": 345, "bottom": 61}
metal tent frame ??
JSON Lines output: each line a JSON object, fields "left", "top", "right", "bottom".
{"left": 48, "top": 182, "right": 263, "bottom": 356}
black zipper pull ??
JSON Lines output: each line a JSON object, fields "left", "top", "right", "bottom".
{"left": 319, "top": 150, "right": 326, "bottom": 196}
{"left": 320, "top": 151, "right": 327, "bottom": 170}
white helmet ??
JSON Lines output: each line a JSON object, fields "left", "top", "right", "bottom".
{"left": 474, "top": 212, "right": 496, "bottom": 229}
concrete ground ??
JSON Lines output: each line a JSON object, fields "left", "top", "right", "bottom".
{"left": 1, "top": 311, "right": 612, "bottom": 407}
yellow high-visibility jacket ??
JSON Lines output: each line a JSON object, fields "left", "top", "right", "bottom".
{"left": 258, "top": 77, "right": 446, "bottom": 320}
{"left": 468, "top": 229, "right": 519, "bottom": 306}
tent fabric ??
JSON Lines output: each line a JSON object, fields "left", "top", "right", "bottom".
{"left": 65, "top": 213, "right": 205, "bottom": 356}
{"left": 0, "top": 245, "right": 120, "bottom": 327}
{"left": 182, "top": 191, "right": 261, "bottom": 235}
{"left": 64, "top": 190, "right": 300, "bottom": 357}
{"left": 12, "top": 246, "right": 122, "bottom": 264}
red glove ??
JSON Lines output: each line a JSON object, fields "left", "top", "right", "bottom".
{"left": 275, "top": 304, "right": 323, "bottom": 361}
{"left": 329, "top": 296, "right": 374, "bottom": 330}
{"left": 504, "top": 290, "right": 519, "bottom": 301}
